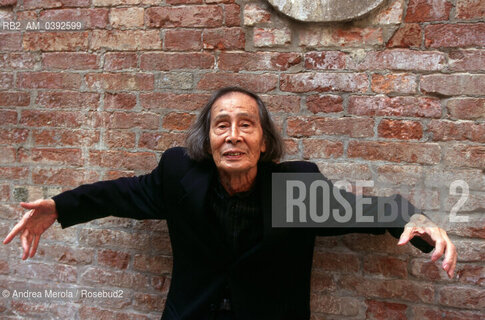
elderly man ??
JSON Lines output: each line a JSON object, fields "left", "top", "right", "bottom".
{"left": 4, "top": 87, "right": 456, "bottom": 320}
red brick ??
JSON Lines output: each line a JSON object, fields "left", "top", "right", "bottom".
{"left": 33, "top": 166, "right": 100, "bottom": 185}
{"left": 0, "top": 129, "right": 28, "bottom": 144}
{"left": 162, "top": 112, "right": 196, "bottom": 131}
{"left": 449, "top": 49, "right": 485, "bottom": 71}
{"left": 23, "top": 0, "right": 90, "bottom": 9}
{"left": 89, "top": 150, "right": 157, "bottom": 170}
{"left": 349, "top": 95, "right": 441, "bottom": 118}
{"left": 363, "top": 255, "right": 408, "bottom": 278}
{"left": 40, "top": 8, "right": 108, "bottom": 28}
{"left": 304, "top": 51, "right": 347, "bottom": 70}
{"left": 17, "top": 72, "right": 82, "bottom": 89}
{"left": 98, "top": 249, "right": 130, "bottom": 269}
{"left": 287, "top": 117, "right": 374, "bottom": 138}
{"left": 378, "top": 119, "right": 423, "bottom": 140}
{"left": 91, "top": 30, "right": 161, "bottom": 50}
{"left": 79, "top": 306, "right": 151, "bottom": 320}
{"left": 447, "top": 98, "right": 485, "bottom": 120}
{"left": 425, "top": 23, "right": 485, "bottom": 48}
{"left": 283, "top": 138, "right": 299, "bottom": 156}
{"left": 23, "top": 32, "right": 89, "bottom": 51}
{"left": 405, "top": 0, "right": 452, "bottom": 22}
{"left": 219, "top": 52, "right": 301, "bottom": 71}
{"left": 133, "top": 254, "right": 172, "bottom": 274}
{"left": 355, "top": 49, "right": 446, "bottom": 71}
{"left": 139, "top": 132, "right": 186, "bottom": 151}
{"left": 85, "top": 73, "right": 154, "bottom": 91}
{"left": 95, "top": 111, "right": 159, "bottom": 130}
{"left": 456, "top": 264, "right": 485, "bottom": 286}
{"left": 387, "top": 23, "right": 423, "bottom": 48}
{"left": 0, "top": 33, "right": 22, "bottom": 51}
{"left": 225, "top": 3, "right": 241, "bottom": 26}
{"left": 421, "top": 74, "right": 485, "bottom": 96}
{"left": 104, "top": 131, "right": 136, "bottom": 149}
{"left": 0, "top": 72, "right": 13, "bottom": 89}
{"left": 371, "top": 73, "right": 417, "bottom": 94}
{"left": 243, "top": 3, "right": 271, "bottom": 26}
{"left": 310, "top": 294, "right": 361, "bottom": 316}
{"left": 0, "top": 52, "right": 38, "bottom": 70}
{"left": 104, "top": 92, "right": 136, "bottom": 110}
{"left": 261, "top": 94, "right": 300, "bottom": 113}
{"left": 140, "top": 93, "right": 210, "bottom": 111}
{"left": 36, "top": 244, "right": 94, "bottom": 265}
{"left": 253, "top": 27, "right": 291, "bottom": 47}
{"left": 456, "top": 0, "right": 485, "bottom": 20}
{"left": 79, "top": 228, "right": 171, "bottom": 254}
{"left": 348, "top": 141, "right": 441, "bottom": 164}
{"left": 310, "top": 271, "right": 337, "bottom": 293}
{"left": 104, "top": 52, "right": 138, "bottom": 71}
{"left": 198, "top": 72, "right": 278, "bottom": 93}
{"left": 0, "top": 0, "right": 17, "bottom": 5}
{"left": 376, "top": 165, "right": 423, "bottom": 186}
{"left": 413, "top": 306, "right": 484, "bottom": 320}
{"left": 409, "top": 258, "right": 450, "bottom": 281}
{"left": 444, "top": 145, "right": 485, "bottom": 168}
{"left": 165, "top": 29, "right": 202, "bottom": 51}
{"left": 0, "top": 167, "right": 28, "bottom": 180}
{"left": 302, "top": 139, "right": 343, "bottom": 159}
{"left": 11, "top": 261, "right": 77, "bottom": 282}
{"left": 280, "top": 73, "right": 368, "bottom": 93}
{"left": 166, "top": 0, "right": 202, "bottom": 3}
{"left": 0, "top": 91, "right": 30, "bottom": 106}
{"left": 366, "top": 300, "right": 407, "bottom": 320}
{"left": 0, "top": 146, "right": 16, "bottom": 163}
{"left": 439, "top": 286, "right": 485, "bottom": 309}
{"left": 428, "top": 120, "right": 485, "bottom": 143}
{"left": 0, "top": 110, "right": 18, "bottom": 125}
{"left": 42, "top": 52, "right": 98, "bottom": 70}
{"left": 81, "top": 266, "right": 148, "bottom": 289}
{"left": 299, "top": 26, "right": 383, "bottom": 47}
{"left": 36, "top": 91, "right": 99, "bottom": 109}
{"left": 133, "top": 293, "right": 166, "bottom": 312}
{"left": 140, "top": 52, "right": 214, "bottom": 71}
{"left": 19, "top": 148, "right": 83, "bottom": 166}
{"left": 313, "top": 251, "right": 359, "bottom": 273}
{"left": 20, "top": 110, "right": 87, "bottom": 128}
{"left": 306, "top": 95, "right": 343, "bottom": 114}
{"left": 339, "top": 275, "right": 435, "bottom": 303}
{"left": 10, "top": 301, "right": 76, "bottom": 318}
{"left": 109, "top": 7, "right": 144, "bottom": 28}
{"left": 203, "top": 27, "right": 245, "bottom": 50}
{"left": 146, "top": 6, "right": 223, "bottom": 28}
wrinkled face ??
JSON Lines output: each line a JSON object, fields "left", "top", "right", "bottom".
{"left": 209, "top": 92, "right": 266, "bottom": 177}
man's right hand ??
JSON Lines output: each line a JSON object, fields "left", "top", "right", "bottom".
{"left": 3, "top": 199, "right": 58, "bottom": 260}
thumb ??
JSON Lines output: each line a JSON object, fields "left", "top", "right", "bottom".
{"left": 20, "top": 199, "right": 44, "bottom": 210}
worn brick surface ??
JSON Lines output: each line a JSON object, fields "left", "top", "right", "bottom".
{"left": 1, "top": 0, "right": 484, "bottom": 318}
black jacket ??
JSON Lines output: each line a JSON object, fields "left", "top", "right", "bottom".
{"left": 53, "top": 147, "right": 432, "bottom": 320}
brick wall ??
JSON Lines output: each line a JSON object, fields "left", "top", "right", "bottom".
{"left": 0, "top": 0, "right": 484, "bottom": 319}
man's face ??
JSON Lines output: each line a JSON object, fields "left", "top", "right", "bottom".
{"left": 209, "top": 92, "right": 266, "bottom": 177}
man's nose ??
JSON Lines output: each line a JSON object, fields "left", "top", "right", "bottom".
{"left": 225, "top": 124, "right": 241, "bottom": 144}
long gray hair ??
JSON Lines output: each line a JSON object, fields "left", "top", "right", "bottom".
{"left": 185, "top": 87, "right": 285, "bottom": 162}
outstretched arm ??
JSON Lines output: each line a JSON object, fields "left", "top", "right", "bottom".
{"left": 398, "top": 214, "right": 457, "bottom": 278}
{"left": 3, "top": 199, "right": 58, "bottom": 260}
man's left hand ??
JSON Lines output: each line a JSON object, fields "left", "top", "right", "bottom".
{"left": 398, "top": 214, "right": 457, "bottom": 279}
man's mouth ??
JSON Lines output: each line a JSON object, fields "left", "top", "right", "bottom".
{"left": 224, "top": 152, "right": 244, "bottom": 156}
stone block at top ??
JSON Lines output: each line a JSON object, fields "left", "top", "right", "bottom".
{"left": 267, "top": 0, "right": 385, "bottom": 22}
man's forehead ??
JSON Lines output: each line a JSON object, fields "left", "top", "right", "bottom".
{"left": 211, "top": 92, "right": 259, "bottom": 116}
